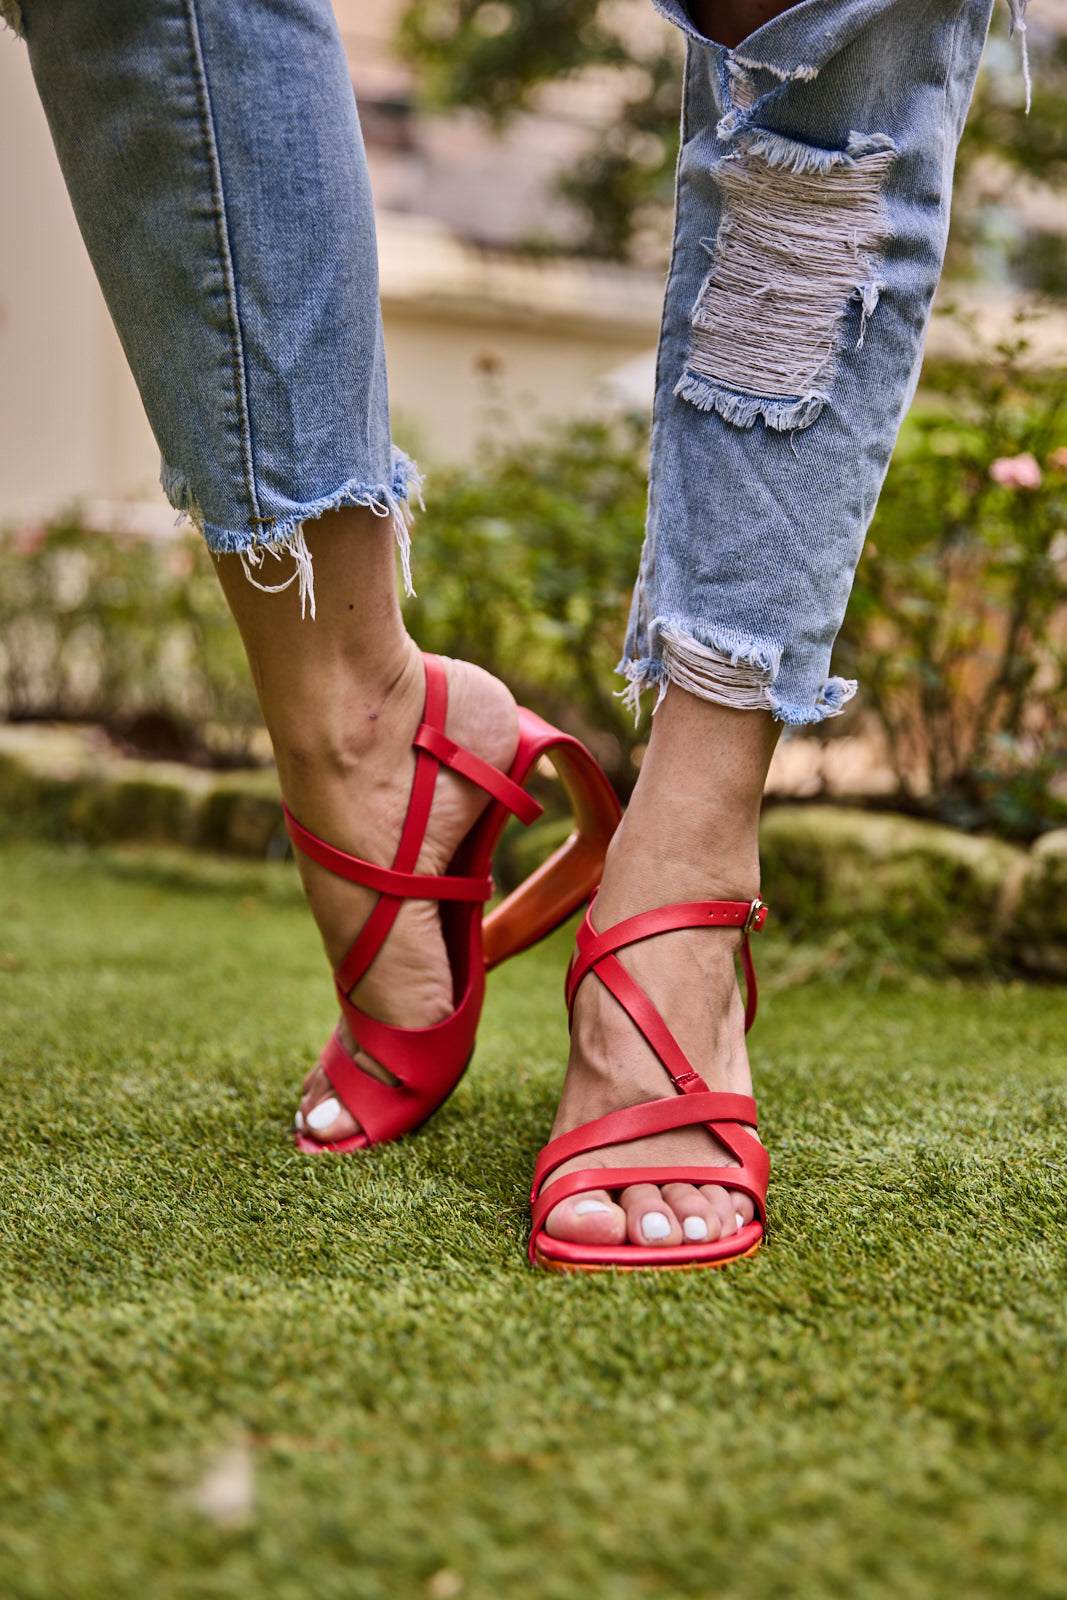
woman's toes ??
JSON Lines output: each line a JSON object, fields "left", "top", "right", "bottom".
{"left": 544, "top": 1189, "right": 627, "bottom": 1244}
{"left": 729, "top": 1189, "right": 758, "bottom": 1231}
{"left": 305, "top": 1096, "right": 341, "bottom": 1132}
{"left": 298, "top": 1091, "right": 361, "bottom": 1144}
{"left": 699, "top": 1184, "right": 745, "bottom": 1236}
{"left": 620, "top": 1184, "right": 683, "bottom": 1248}
{"left": 662, "top": 1183, "right": 722, "bottom": 1244}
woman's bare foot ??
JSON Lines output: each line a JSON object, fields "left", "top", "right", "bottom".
{"left": 540, "top": 687, "right": 777, "bottom": 1249}
{"left": 291, "top": 647, "right": 520, "bottom": 1144}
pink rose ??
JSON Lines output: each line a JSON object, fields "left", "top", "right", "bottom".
{"left": 989, "top": 453, "right": 1043, "bottom": 489}
{"left": 13, "top": 524, "right": 46, "bottom": 554}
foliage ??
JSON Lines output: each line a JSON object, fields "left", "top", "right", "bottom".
{"left": 0, "top": 516, "right": 260, "bottom": 765}
{"left": 956, "top": 18, "right": 1067, "bottom": 191}
{"left": 947, "top": 17, "right": 1067, "bottom": 284}
{"left": 836, "top": 321, "right": 1067, "bottom": 838}
{"left": 398, "top": 0, "right": 682, "bottom": 259}
{"left": 403, "top": 415, "right": 650, "bottom": 793}
{"left": 3, "top": 329, "right": 1066, "bottom": 836}
{"left": 399, "top": 2, "right": 1067, "bottom": 274}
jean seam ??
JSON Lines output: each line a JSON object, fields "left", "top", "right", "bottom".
{"left": 181, "top": 0, "right": 267, "bottom": 537}
{"left": 649, "top": 39, "right": 695, "bottom": 450}
{"left": 639, "top": 33, "right": 699, "bottom": 618}
{"left": 939, "top": 7, "right": 965, "bottom": 232}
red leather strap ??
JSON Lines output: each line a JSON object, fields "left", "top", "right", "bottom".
{"left": 283, "top": 655, "right": 504, "bottom": 1002}
{"left": 590, "top": 951, "right": 711, "bottom": 1094}
{"left": 530, "top": 1161, "right": 766, "bottom": 1242}
{"left": 740, "top": 935, "right": 758, "bottom": 1034}
{"left": 283, "top": 804, "right": 492, "bottom": 902}
{"left": 566, "top": 898, "right": 766, "bottom": 1014}
{"left": 529, "top": 1093, "right": 769, "bottom": 1245}
{"left": 531, "top": 1092, "right": 759, "bottom": 1193}
{"left": 413, "top": 724, "right": 543, "bottom": 826}
{"left": 566, "top": 898, "right": 765, "bottom": 1035}
{"left": 422, "top": 652, "right": 448, "bottom": 727}
{"left": 332, "top": 658, "right": 452, "bottom": 993}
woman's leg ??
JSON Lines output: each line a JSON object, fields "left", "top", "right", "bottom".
{"left": 18, "top": 0, "right": 519, "bottom": 1142}
{"left": 214, "top": 516, "right": 519, "bottom": 1145}
{"left": 544, "top": 0, "right": 999, "bottom": 1246}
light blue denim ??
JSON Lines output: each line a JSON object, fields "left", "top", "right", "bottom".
{"left": 9, "top": 0, "right": 1025, "bottom": 709}
{"left": 15, "top": 0, "right": 419, "bottom": 613}
{"left": 623, "top": 0, "right": 1018, "bottom": 724}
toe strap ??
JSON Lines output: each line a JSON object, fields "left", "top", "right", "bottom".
{"left": 529, "top": 1162, "right": 766, "bottom": 1247}
{"left": 531, "top": 1092, "right": 758, "bottom": 1192}
{"left": 528, "top": 1091, "right": 768, "bottom": 1263}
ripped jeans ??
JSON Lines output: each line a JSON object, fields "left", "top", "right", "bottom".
{"left": 625, "top": 0, "right": 1007, "bottom": 723}
{"left": 10, "top": 0, "right": 1013, "bottom": 723}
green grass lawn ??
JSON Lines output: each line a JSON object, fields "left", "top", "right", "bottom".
{"left": 1, "top": 840, "right": 1066, "bottom": 1600}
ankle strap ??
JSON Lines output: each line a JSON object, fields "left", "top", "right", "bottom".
{"left": 566, "top": 898, "right": 767, "bottom": 1016}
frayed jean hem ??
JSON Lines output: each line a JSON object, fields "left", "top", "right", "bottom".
{"left": 162, "top": 449, "right": 423, "bottom": 619}
{"left": 617, "top": 617, "right": 856, "bottom": 727}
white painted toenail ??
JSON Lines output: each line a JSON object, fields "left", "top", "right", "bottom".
{"left": 736, "top": 1212, "right": 745, "bottom": 1231}
{"left": 294, "top": 1110, "right": 305, "bottom": 1132}
{"left": 642, "top": 1212, "right": 671, "bottom": 1242}
{"left": 306, "top": 1097, "right": 340, "bottom": 1132}
{"left": 683, "top": 1216, "right": 708, "bottom": 1241}
{"left": 574, "top": 1200, "right": 612, "bottom": 1216}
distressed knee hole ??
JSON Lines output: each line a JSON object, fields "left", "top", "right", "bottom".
{"left": 677, "top": 131, "right": 896, "bottom": 432}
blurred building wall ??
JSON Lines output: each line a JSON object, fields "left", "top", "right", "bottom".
{"left": 0, "top": 22, "right": 661, "bottom": 533}
{"left": 0, "top": 34, "right": 166, "bottom": 527}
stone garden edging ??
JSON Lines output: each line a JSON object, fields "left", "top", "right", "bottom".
{"left": 1, "top": 723, "right": 1064, "bottom": 977}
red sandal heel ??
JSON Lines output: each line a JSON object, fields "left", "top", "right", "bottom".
{"left": 287, "top": 655, "right": 621, "bottom": 1153}
{"left": 530, "top": 895, "right": 769, "bottom": 1272}
{"left": 483, "top": 708, "right": 623, "bottom": 970}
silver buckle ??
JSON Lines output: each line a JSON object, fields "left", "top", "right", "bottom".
{"left": 743, "top": 897, "right": 766, "bottom": 934}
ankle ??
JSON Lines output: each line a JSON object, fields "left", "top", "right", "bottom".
{"left": 597, "top": 813, "right": 762, "bottom": 924}
{"left": 268, "top": 640, "right": 425, "bottom": 794}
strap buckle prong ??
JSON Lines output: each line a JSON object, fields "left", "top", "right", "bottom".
{"left": 743, "top": 897, "right": 766, "bottom": 934}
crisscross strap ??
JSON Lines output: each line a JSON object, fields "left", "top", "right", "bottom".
{"left": 283, "top": 655, "right": 540, "bottom": 999}
{"left": 566, "top": 897, "right": 767, "bottom": 1042}
{"left": 413, "top": 723, "right": 543, "bottom": 826}
{"left": 530, "top": 897, "right": 771, "bottom": 1259}
{"left": 529, "top": 1092, "right": 770, "bottom": 1247}
{"left": 282, "top": 806, "right": 493, "bottom": 904}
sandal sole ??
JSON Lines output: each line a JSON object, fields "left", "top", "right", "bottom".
{"left": 533, "top": 1238, "right": 761, "bottom": 1274}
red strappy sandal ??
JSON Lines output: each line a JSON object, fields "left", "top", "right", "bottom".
{"left": 529, "top": 895, "right": 769, "bottom": 1271}
{"left": 287, "top": 654, "right": 622, "bottom": 1152}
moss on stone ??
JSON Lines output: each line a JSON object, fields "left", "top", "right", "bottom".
{"left": 759, "top": 805, "right": 1026, "bottom": 971}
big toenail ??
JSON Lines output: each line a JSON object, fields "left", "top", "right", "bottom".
{"left": 574, "top": 1200, "right": 612, "bottom": 1216}
{"left": 306, "top": 1097, "right": 341, "bottom": 1131}
{"left": 641, "top": 1212, "right": 671, "bottom": 1242}
{"left": 294, "top": 1110, "right": 305, "bottom": 1132}
{"left": 683, "top": 1216, "right": 708, "bottom": 1241}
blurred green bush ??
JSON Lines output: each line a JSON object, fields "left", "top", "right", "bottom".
{"left": 836, "top": 329, "right": 1067, "bottom": 839}
{"left": 0, "top": 519, "right": 260, "bottom": 766}
{"left": 2, "top": 339, "right": 1065, "bottom": 836}
{"left": 401, "top": 415, "right": 648, "bottom": 792}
